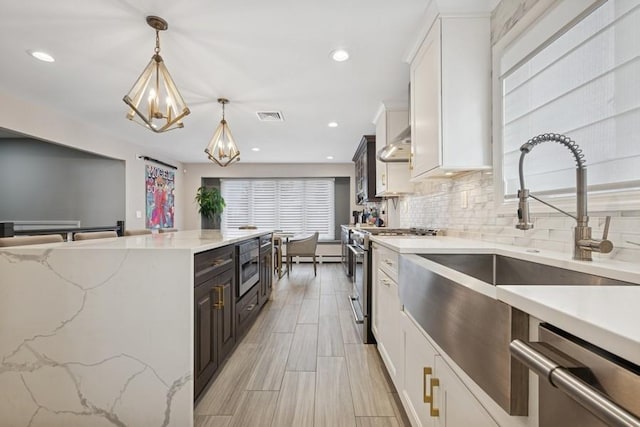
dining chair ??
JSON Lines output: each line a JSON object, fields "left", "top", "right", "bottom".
{"left": 0, "top": 234, "right": 64, "bottom": 247}
{"left": 286, "top": 232, "right": 320, "bottom": 276}
{"left": 73, "top": 231, "right": 118, "bottom": 241}
{"left": 124, "top": 229, "right": 152, "bottom": 236}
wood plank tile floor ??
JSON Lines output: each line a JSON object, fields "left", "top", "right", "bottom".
{"left": 195, "top": 263, "right": 411, "bottom": 427}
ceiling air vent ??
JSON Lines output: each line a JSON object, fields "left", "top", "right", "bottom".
{"left": 256, "top": 111, "right": 284, "bottom": 122}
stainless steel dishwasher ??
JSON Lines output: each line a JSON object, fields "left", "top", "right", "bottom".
{"left": 511, "top": 324, "right": 640, "bottom": 427}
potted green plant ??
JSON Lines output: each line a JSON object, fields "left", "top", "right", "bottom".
{"left": 195, "top": 186, "right": 226, "bottom": 229}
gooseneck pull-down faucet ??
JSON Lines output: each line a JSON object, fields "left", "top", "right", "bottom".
{"left": 516, "top": 133, "right": 613, "bottom": 261}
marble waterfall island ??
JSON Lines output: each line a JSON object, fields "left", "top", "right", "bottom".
{"left": 0, "top": 229, "right": 268, "bottom": 427}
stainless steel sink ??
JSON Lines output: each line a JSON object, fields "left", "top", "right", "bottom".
{"left": 419, "top": 253, "right": 635, "bottom": 286}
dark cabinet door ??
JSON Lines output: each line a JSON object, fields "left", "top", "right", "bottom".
{"left": 258, "top": 248, "right": 272, "bottom": 307}
{"left": 194, "top": 281, "right": 218, "bottom": 397}
{"left": 215, "top": 268, "right": 235, "bottom": 363}
{"left": 352, "top": 135, "right": 380, "bottom": 205}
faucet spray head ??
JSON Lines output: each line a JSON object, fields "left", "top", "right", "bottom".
{"left": 516, "top": 189, "right": 534, "bottom": 230}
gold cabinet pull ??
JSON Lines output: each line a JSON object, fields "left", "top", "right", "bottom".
{"left": 430, "top": 377, "right": 440, "bottom": 417}
{"left": 213, "top": 286, "right": 224, "bottom": 310}
{"left": 423, "top": 367, "right": 432, "bottom": 403}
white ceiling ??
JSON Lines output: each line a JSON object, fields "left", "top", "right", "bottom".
{"left": 0, "top": 0, "right": 432, "bottom": 164}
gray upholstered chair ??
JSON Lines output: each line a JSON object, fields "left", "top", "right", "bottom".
{"left": 124, "top": 229, "right": 152, "bottom": 236}
{"left": 73, "top": 231, "right": 118, "bottom": 241}
{"left": 0, "top": 234, "right": 64, "bottom": 247}
{"left": 286, "top": 232, "right": 319, "bottom": 276}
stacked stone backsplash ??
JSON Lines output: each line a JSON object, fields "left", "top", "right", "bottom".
{"left": 396, "top": 171, "right": 640, "bottom": 264}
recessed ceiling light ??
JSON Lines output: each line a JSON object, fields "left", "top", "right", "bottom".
{"left": 251, "top": 147, "right": 260, "bottom": 152}
{"left": 328, "top": 122, "right": 338, "bottom": 128}
{"left": 445, "top": 172, "right": 454, "bottom": 176}
{"left": 27, "top": 50, "right": 55, "bottom": 63}
{"left": 330, "top": 49, "right": 350, "bottom": 62}
{"left": 326, "top": 156, "right": 334, "bottom": 160}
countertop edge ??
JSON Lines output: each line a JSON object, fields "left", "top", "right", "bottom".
{"left": 497, "top": 285, "right": 640, "bottom": 366}
{"left": 370, "top": 236, "right": 640, "bottom": 284}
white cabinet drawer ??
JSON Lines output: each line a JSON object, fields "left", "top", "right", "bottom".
{"left": 376, "top": 244, "right": 399, "bottom": 281}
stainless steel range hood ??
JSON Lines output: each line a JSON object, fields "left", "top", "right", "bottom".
{"left": 376, "top": 126, "right": 411, "bottom": 162}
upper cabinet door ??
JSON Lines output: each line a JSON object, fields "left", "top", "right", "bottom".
{"left": 410, "top": 16, "right": 491, "bottom": 180}
{"left": 411, "top": 19, "right": 442, "bottom": 179}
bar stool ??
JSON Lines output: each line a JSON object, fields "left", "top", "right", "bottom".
{"left": 124, "top": 229, "right": 152, "bottom": 236}
{"left": 0, "top": 234, "right": 64, "bottom": 247}
{"left": 158, "top": 228, "right": 178, "bottom": 233}
{"left": 73, "top": 231, "right": 118, "bottom": 241}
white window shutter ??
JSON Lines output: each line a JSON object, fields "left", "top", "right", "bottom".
{"left": 221, "top": 178, "right": 335, "bottom": 240}
{"left": 501, "top": 0, "right": 640, "bottom": 197}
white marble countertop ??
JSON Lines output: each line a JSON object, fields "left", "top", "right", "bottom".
{"left": 374, "top": 235, "right": 640, "bottom": 365}
{"left": 1, "top": 229, "right": 272, "bottom": 254}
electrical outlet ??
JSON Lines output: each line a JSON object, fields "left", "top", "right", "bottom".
{"left": 461, "top": 191, "right": 468, "bottom": 209}
{"left": 136, "top": 210, "right": 142, "bottom": 219}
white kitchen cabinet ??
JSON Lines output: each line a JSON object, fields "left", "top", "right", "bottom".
{"left": 410, "top": 16, "right": 491, "bottom": 179}
{"left": 372, "top": 243, "right": 403, "bottom": 390}
{"left": 375, "top": 107, "right": 413, "bottom": 196}
{"left": 401, "top": 313, "right": 498, "bottom": 427}
{"left": 434, "top": 355, "right": 499, "bottom": 427}
{"left": 402, "top": 311, "right": 439, "bottom": 427}
{"left": 376, "top": 268, "right": 403, "bottom": 386}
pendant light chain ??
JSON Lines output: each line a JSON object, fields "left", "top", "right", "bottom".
{"left": 155, "top": 29, "right": 161, "bottom": 54}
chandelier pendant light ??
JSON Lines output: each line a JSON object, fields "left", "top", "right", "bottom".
{"left": 123, "top": 16, "right": 190, "bottom": 133}
{"left": 205, "top": 98, "right": 241, "bottom": 167}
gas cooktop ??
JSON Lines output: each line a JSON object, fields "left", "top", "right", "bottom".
{"left": 353, "top": 227, "right": 440, "bottom": 236}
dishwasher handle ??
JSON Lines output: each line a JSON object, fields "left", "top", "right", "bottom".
{"left": 510, "top": 339, "right": 640, "bottom": 427}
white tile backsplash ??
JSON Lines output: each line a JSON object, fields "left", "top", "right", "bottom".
{"left": 396, "top": 170, "right": 640, "bottom": 263}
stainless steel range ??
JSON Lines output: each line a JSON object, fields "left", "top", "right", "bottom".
{"left": 347, "top": 228, "right": 439, "bottom": 344}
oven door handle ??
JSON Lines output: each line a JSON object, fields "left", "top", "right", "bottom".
{"left": 347, "top": 244, "right": 364, "bottom": 257}
{"left": 510, "top": 339, "right": 640, "bottom": 427}
{"left": 348, "top": 295, "right": 364, "bottom": 324}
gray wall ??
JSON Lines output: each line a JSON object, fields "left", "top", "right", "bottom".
{"left": 0, "top": 138, "right": 125, "bottom": 227}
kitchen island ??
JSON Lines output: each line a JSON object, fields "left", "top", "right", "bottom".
{"left": 0, "top": 229, "right": 270, "bottom": 427}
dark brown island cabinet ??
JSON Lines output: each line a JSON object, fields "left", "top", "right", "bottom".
{"left": 352, "top": 135, "right": 381, "bottom": 205}
{"left": 194, "top": 233, "right": 273, "bottom": 400}
{"left": 194, "top": 245, "right": 235, "bottom": 398}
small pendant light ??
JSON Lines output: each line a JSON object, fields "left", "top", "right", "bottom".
{"left": 205, "top": 98, "right": 241, "bottom": 167}
{"left": 123, "top": 16, "right": 190, "bottom": 133}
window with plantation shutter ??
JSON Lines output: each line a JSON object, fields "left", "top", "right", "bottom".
{"left": 220, "top": 178, "right": 335, "bottom": 240}
{"left": 499, "top": 0, "right": 640, "bottom": 202}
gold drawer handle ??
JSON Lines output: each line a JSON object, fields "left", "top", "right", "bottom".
{"left": 423, "top": 367, "right": 432, "bottom": 403}
{"left": 213, "top": 286, "right": 224, "bottom": 310}
{"left": 381, "top": 278, "right": 392, "bottom": 286}
{"left": 430, "top": 377, "right": 440, "bottom": 417}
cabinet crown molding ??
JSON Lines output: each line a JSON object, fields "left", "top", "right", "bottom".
{"left": 404, "top": 0, "right": 496, "bottom": 64}
{"left": 372, "top": 101, "right": 408, "bottom": 124}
